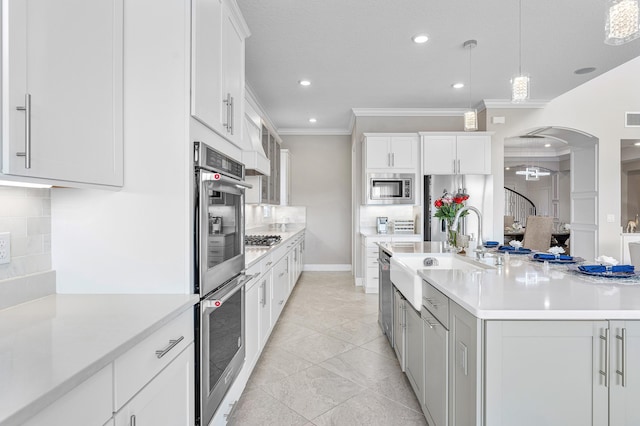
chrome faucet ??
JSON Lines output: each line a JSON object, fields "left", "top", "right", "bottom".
{"left": 451, "top": 206, "right": 484, "bottom": 255}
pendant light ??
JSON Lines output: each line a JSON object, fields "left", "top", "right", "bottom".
{"left": 463, "top": 39, "right": 478, "bottom": 132}
{"left": 605, "top": 0, "right": 640, "bottom": 45}
{"left": 511, "top": 0, "right": 529, "bottom": 103}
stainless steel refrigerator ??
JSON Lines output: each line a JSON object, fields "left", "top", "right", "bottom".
{"left": 423, "top": 174, "right": 489, "bottom": 242}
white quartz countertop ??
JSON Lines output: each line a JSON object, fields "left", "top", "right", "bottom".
{"left": 0, "top": 294, "right": 198, "bottom": 426}
{"left": 245, "top": 225, "right": 306, "bottom": 267}
{"left": 381, "top": 242, "right": 640, "bottom": 320}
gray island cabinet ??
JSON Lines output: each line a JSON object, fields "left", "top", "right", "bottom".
{"left": 381, "top": 242, "right": 640, "bottom": 426}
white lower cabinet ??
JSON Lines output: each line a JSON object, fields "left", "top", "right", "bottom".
{"left": 610, "top": 321, "right": 640, "bottom": 426}
{"left": 271, "top": 255, "right": 289, "bottom": 323}
{"left": 22, "top": 364, "right": 113, "bottom": 426}
{"left": 22, "top": 307, "right": 195, "bottom": 426}
{"left": 405, "top": 304, "right": 423, "bottom": 406}
{"left": 114, "top": 343, "right": 195, "bottom": 426}
{"left": 485, "top": 319, "right": 640, "bottom": 426}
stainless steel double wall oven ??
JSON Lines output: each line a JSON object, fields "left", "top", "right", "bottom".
{"left": 194, "top": 142, "right": 252, "bottom": 426}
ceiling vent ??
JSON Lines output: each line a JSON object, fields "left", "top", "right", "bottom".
{"left": 626, "top": 112, "right": 640, "bottom": 127}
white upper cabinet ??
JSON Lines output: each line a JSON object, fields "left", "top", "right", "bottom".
{"left": 2, "top": 0, "right": 124, "bottom": 187}
{"left": 191, "top": 0, "right": 249, "bottom": 148}
{"left": 422, "top": 133, "right": 492, "bottom": 175}
{"left": 363, "top": 135, "right": 418, "bottom": 172}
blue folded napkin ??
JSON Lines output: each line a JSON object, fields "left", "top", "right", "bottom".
{"left": 498, "top": 245, "right": 514, "bottom": 251}
{"left": 612, "top": 265, "right": 635, "bottom": 273}
{"left": 484, "top": 241, "right": 499, "bottom": 247}
{"left": 579, "top": 265, "right": 606, "bottom": 273}
{"left": 498, "top": 246, "right": 531, "bottom": 254}
{"left": 533, "top": 253, "right": 573, "bottom": 261}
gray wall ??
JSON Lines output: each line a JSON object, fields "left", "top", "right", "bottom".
{"left": 281, "top": 134, "right": 352, "bottom": 267}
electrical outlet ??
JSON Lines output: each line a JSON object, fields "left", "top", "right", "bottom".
{"left": 0, "top": 232, "right": 11, "bottom": 265}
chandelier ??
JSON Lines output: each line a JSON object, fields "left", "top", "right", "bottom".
{"left": 605, "top": 0, "right": 640, "bottom": 45}
{"left": 515, "top": 167, "right": 550, "bottom": 181}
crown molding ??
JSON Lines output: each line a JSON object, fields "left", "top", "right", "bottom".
{"left": 277, "top": 128, "right": 353, "bottom": 136}
{"left": 482, "top": 99, "right": 550, "bottom": 109}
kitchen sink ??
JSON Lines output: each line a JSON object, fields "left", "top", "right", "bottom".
{"left": 390, "top": 253, "right": 494, "bottom": 310}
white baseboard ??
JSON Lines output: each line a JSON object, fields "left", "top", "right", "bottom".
{"left": 302, "top": 264, "right": 352, "bottom": 272}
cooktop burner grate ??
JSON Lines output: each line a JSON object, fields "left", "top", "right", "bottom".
{"left": 245, "top": 235, "right": 283, "bottom": 246}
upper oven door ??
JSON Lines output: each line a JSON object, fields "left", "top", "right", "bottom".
{"left": 196, "top": 171, "right": 248, "bottom": 296}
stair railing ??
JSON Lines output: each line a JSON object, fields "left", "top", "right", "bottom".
{"left": 504, "top": 187, "right": 536, "bottom": 225}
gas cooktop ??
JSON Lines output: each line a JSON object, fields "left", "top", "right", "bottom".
{"left": 245, "top": 235, "right": 282, "bottom": 247}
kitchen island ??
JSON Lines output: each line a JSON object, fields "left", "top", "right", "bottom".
{"left": 381, "top": 242, "right": 640, "bottom": 426}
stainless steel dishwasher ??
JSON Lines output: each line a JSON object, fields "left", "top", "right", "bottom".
{"left": 378, "top": 247, "right": 393, "bottom": 346}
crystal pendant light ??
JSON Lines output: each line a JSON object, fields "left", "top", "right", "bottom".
{"left": 511, "top": 0, "right": 529, "bottom": 103}
{"left": 463, "top": 39, "right": 478, "bottom": 132}
{"left": 605, "top": 0, "right": 640, "bottom": 45}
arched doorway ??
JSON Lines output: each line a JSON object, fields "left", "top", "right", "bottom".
{"left": 508, "top": 126, "right": 599, "bottom": 260}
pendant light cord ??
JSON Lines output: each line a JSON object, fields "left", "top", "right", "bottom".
{"left": 518, "top": 0, "right": 522, "bottom": 75}
{"left": 468, "top": 43, "right": 472, "bottom": 109}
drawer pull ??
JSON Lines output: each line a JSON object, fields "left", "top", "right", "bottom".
{"left": 155, "top": 335, "right": 184, "bottom": 359}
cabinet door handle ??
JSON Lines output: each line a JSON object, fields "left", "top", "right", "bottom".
{"left": 616, "top": 328, "right": 627, "bottom": 387}
{"left": 457, "top": 159, "right": 461, "bottom": 173}
{"left": 599, "top": 328, "right": 609, "bottom": 387}
{"left": 130, "top": 414, "right": 136, "bottom": 426}
{"left": 422, "top": 316, "right": 438, "bottom": 329}
{"left": 223, "top": 93, "right": 232, "bottom": 132}
{"left": 391, "top": 152, "right": 395, "bottom": 166}
{"left": 452, "top": 159, "right": 456, "bottom": 174}
{"left": 260, "top": 281, "right": 266, "bottom": 306}
{"left": 229, "top": 96, "right": 234, "bottom": 135}
{"left": 155, "top": 335, "right": 184, "bottom": 359}
{"left": 15, "top": 93, "right": 32, "bottom": 169}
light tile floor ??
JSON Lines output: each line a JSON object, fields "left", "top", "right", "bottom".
{"left": 228, "top": 272, "right": 427, "bottom": 426}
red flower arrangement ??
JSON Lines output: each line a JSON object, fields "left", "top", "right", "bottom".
{"left": 434, "top": 189, "right": 469, "bottom": 249}
{"left": 434, "top": 190, "right": 469, "bottom": 220}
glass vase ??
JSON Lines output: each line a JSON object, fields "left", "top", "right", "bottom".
{"left": 445, "top": 219, "right": 460, "bottom": 252}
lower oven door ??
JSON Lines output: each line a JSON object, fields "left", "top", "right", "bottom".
{"left": 199, "top": 274, "right": 246, "bottom": 425}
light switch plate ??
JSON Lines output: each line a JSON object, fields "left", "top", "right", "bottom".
{"left": 0, "top": 232, "right": 10, "bottom": 264}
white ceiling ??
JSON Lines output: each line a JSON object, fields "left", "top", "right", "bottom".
{"left": 237, "top": 0, "right": 640, "bottom": 133}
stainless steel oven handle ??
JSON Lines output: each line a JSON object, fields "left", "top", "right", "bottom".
{"left": 202, "top": 273, "right": 258, "bottom": 309}
{"left": 200, "top": 171, "right": 252, "bottom": 189}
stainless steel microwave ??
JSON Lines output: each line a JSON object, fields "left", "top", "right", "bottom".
{"left": 365, "top": 173, "right": 415, "bottom": 205}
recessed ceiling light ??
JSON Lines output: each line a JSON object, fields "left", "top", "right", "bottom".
{"left": 452, "top": 83, "right": 465, "bottom": 89}
{"left": 298, "top": 80, "right": 311, "bottom": 86}
{"left": 505, "top": 167, "right": 511, "bottom": 170}
{"left": 544, "top": 143, "right": 551, "bottom": 147}
{"left": 412, "top": 34, "right": 429, "bottom": 44}
{"left": 309, "top": 118, "right": 317, "bottom": 123}
{"left": 574, "top": 67, "right": 596, "bottom": 75}
{"left": 634, "top": 142, "right": 640, "bottom": 146}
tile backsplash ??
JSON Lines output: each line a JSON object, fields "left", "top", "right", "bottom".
{"left": 246, "top": 205, "right": 307, "bottom": 230}
{"left": 0, "top": 186, "right": 55, "bottom": 307}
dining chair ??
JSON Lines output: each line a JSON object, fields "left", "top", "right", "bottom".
{"left": 522, "top": 216, "right": 554, "bottom": 252}
{"left": 629, "top": 242, "right": 640, "bottom": 269}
